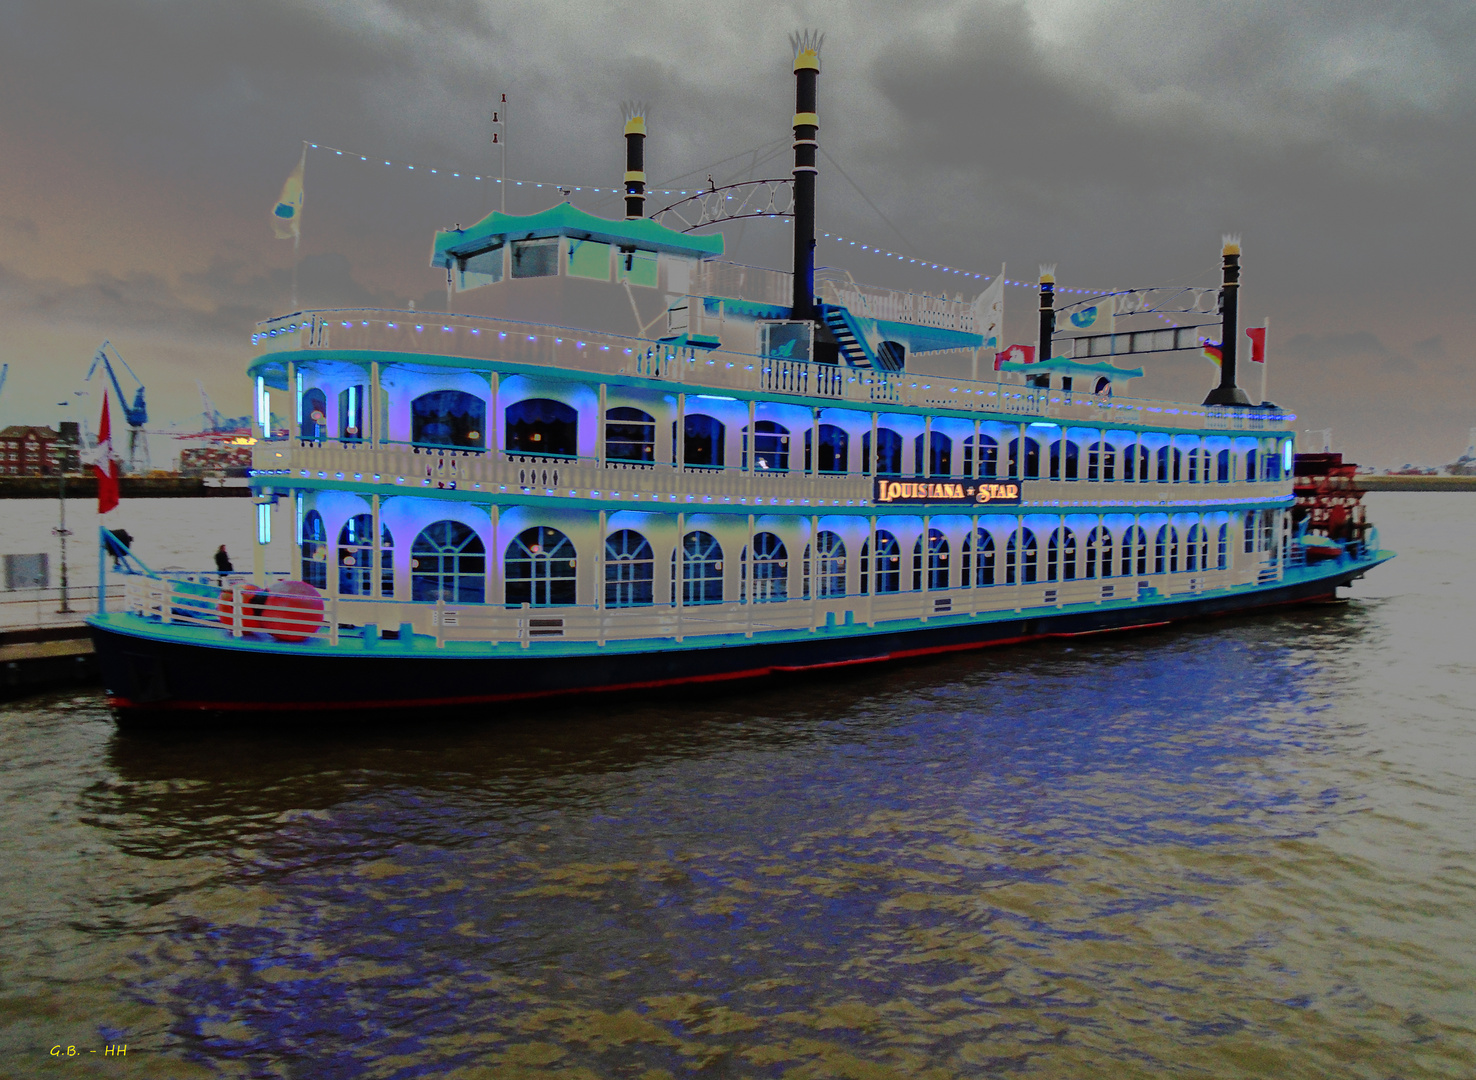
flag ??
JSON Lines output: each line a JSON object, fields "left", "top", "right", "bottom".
{"left": 1065, "top": 297, "right": 1114, "bottom": 336}
{"left": 971, "top": 267, "right": 1005, "bottom": 352}
{"left": 994, "top": 344, "right": 1036, "bottom": 371}
{"left": 1201, "top": 339, "right": 1223, "bottom": 367}
{"left": 271, "top": 148, "right": 306, "bottom": 239}
{"left": 1245, "top": 325, "right": 1266, "bottom": 363}
{"left": 92, "top": 391, "right": 120, "bottom": 514}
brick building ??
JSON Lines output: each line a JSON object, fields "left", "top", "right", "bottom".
{"left": 0, "top": 425, "right": 61, "bottom": 475}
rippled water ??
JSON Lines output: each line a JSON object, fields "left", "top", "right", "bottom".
{"left": 2, "top": 492, "right": 1474, "bottom": 1077}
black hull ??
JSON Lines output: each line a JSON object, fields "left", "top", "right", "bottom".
{"left": 90, "top": 562, "right": 1374, "bottom": 726}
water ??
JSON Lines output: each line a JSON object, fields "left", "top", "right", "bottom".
{"left": 1, "top": 493, "right": 1473, "bottom": 1077}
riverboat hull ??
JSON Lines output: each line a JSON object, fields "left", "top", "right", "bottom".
{"left": 89, "top": 554, "right": 1385, "bottom": 726}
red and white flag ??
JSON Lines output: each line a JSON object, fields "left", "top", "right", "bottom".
{"left": 994, "top": 344, "right": 1036, "bottom": 371}
{"left": 93, "top": 391, "right": 121, "bottom": 514}
{"left": 1245, "top": 325, "right": 1267, "bottom": 363}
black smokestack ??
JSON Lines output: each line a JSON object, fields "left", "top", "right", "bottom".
{"left": 1038, "top": 266, "right": 1056, "bottom": 368}
{"left": 790, "top": 31, "right": 822, "bottom": 321}
{"left": 1203, "top": 237, "right": 1252, "bottom": 406}
{"left": 622, "top": 103, "right": 647, "bottom": 220}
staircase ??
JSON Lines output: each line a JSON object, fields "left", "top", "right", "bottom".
{"left": 818, "top": 304, "right": 876, "bottom": 368}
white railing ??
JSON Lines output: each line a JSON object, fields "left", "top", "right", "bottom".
{"left": 254, "top": 310, "right": 1295, "bottom": 435}
{"left": 817, "top": 279, "right": 975, "bottom": 332}
{"left": 693, "top": 261, "right": 792, "bottom": 308}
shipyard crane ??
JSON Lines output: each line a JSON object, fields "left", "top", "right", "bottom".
{"left": 86, "top": 341, "right": 150, "bottom": 473}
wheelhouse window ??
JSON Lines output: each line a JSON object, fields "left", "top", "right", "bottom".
{"left": 412, "top": 390, "right": 486, "bottom": 449}
{"left": 744, "top": 532, "right": 788, "bottom": 603}
{"left": 506, "top": 398, "right": 578, "bottom": 457}
{"left": 301, "top": 509, "right": 327, "bottom": 589}
{"left": 338, "top": 514, "right": 392, "bottom": 597}
{"left": 566, "top": 238, "right": 611, "bottom": 280}
{"left": 412, "top": 520, "right": 486, "bottom": 603}
{"left": 861, "top": 530, "right": 901, "bottom": 593}
{"left": 912, "top": 529, "right": 949, "bottom": 590}
{"left": 743, "top": 421, "right": 789, "bottom": 472}
{"left": 604, "top": 529, "right": 653, "bottom": 607}
{"left": 862, "top": 429, "right": 903, "bottom": 476}
{"left": 677, "top": 531, "right": 723, "bottom": 605}
{"left": 806, "top": 424, "right": 849, "bottom": 474}
{"left": 915, "top": 433, "right": 952, "bottom": 477}
{"left": 678, "top": 414, "right": 725, "bottom": 469}
{"left": 605, "top": 407, "right": 655, "bottom": 464}
{"left": 504, "top": 526, "right": 575, "bottom": 607}
{"left": 338, "top": 385, "right": 366, "bottom": 442}
{"left": 616, "top": 246, "right": 658, "bottom": 288}
{"left": 300, "top": 388, "right": 327, "bottom": 442}
{"left": 511, "top": 237, "right": 559, "bottom": 278}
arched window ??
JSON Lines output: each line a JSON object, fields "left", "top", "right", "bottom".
{"left": 338, "top": 385, "right": 366, "bottom": 442}
{"left": 503, "top": 525, "right": 574, "bottom": 607}
{"left": 413, "top": 390, "right": 486, "bottom": 449}
{"left": 742, "top": 420, "right": 788, "bottom": 472}
{"left": 805, "top": 424, "right": 849, "bottom": 474}
{"left": 1047, "top": 527, "right": 1077, "bottom": 582}
{"left": 1217, "top": 448, "right": 1231, "bottom": 483}
{"left": 604, "top": 407, "right": 655, "bottom": 464}
{"left": 677, "top": 531, "right": 723, "bottom": 605}
{"left": 300, "top": 509, "right": 327, "bottom": 588}
{"left": 1169, "top": 527, "right": 1181, "bottom": 573}
{"left": 1244, "top": 510, "right": 1257, "bottom": 553}
{"left": 1086, "top": 526, "right": 1112, "bottom": 579}
{"left": 604, "top": 530, "right": 653, "bottom": 607}
{"left": 1124, "top": 525, "right": 1148, "bottom": 577}
{"left": 1123, "top": 444, "right": 1149, "bottom": 483}
{"left": 1049, "top": 438, "right": 1079, "bottom": 481}
{"left": 337, "top": 514, "right": 392, "bottom": 597}
{"left": 814, "top": 531, "right": 847, "bottom": 597}
{"left": 963, "top": 435, "right": 999, "bottom": 478}
{"left": 1186, "top": 446, "right": 1201, "bottom": 483}
{"left": 413, "top": 520, "right": 487, "bottom": 603}
{"left": 914, "top": 432, "right": 953, "bottom": 477}
{"left": 912, "top": 529, "right": 949, "bottom": 590}
{"left": 1246, "top": 448, "right": 1258, "bottom": 482}
{"left": 679, "top": 414, "right": 726, "bottom": 469}
{"left": 300, "top": 388, "right": 327, "bottom": 442}
{"left": 1011, "top": 529, "right": 1040, "bottom": 584}
{"left": 963, "top": 528, "right": 996, "bottom": 586}
{"left": 1217, "top": 523, "right": 1229, "bottom": 569}
{"left": 506, "top": 398, "right": 577, "bottom": 457}
{"left": 1008, "top": 436, "right": 1041, "bottom": 479}
{"left": 1156, "top": 445, "right": 1182, "bottom": 483}
{"left": 861, "top": 530, "right": 901, "bottom": 593}
{"left": 745, "top": 532, "right": 788, "bottom": 603}
{"left": 1185, "top": 524, "right": 1202, "bottom": 571}
{"left": 1154, "top": 525, "right": 1168, "bottom": 575}
{"left": 862, "top": 428, "right": 903, "bottom": 475}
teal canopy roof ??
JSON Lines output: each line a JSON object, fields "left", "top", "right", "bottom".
{"left": 431, "top": 202, "right": 723, "bottom": 268}
{"left": 998, "top": 355, "right": 1144, "bottom": 381}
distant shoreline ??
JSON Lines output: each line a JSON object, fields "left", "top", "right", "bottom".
{"left": 1359, "top": 475, "right": 1476, "bottom": 491}
{"left": 0, "top": 476, "right": 250, "bottom": 498}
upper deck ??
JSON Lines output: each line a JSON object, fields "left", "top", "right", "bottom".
{"left": 250, "top": 308, "right": 1294, "bottom": 436}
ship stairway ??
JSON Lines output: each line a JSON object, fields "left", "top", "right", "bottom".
{"left": 818, "top": 304, "right": 876, "bottom": 368}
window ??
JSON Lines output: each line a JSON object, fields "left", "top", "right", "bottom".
{"left": 1168, "top": 527, "right": 1180, "bottom": 573}
{"left": 677, "top": 531, "right": 723, "bottom": 605}
{"left": 506, "top": 398, "right": 578, "bottom": 457}
{"left": 459, "top": 243, "right": 503, "bottom": 288}
{"left": 301, "top": 509, "right": 327, "bottom": 589}
{"left": 566, "top": 238, "right": 611, "bottom": 280}
{"left": 604, "top": 530, "right": 653, "bottom": 607}
{"left": 511, "top": 237, "right": 558, "bottom": 278}
{"left": 338, "top": 385, "right": 366, "bottom": 441}
{"left": 1047, "top": 527, "right": 1077, "bottom": 582}
{"left": 1125, "top": 526, "right": 1147, "bottom": 577}
{"left": 1217, "top": 523, "right": 1229, "bottom": 569}
{"left": 413, "top": 520, "right": 487, "bottom": 603}
{"left": 805, "top": 424, "right": 849, "bottom": 474}
{"left": 912, "top": 529, "right": 949, "bottom": 590}
{"left": 815, "top": 531, "right": 847, "bottom": 597}
{"left": 963, "top": 435, "right": 998, "bottom": 478}
{"left": 412, "top": 390, "right": 486, "bottom": 449}
{"left": 616, "top": 246, "right": 658, "bottom": 288}
{"left": 1123, "top": 444, "right": 1149, "bottom": 483}
{"left": 914, "top": 432, "right": 953, "bottom": 477}
{"left": 300, "top": 388, "right": 327, "bottom": 441}
{"left": 1154, "top": 525, "right": 1168, "bottom": 575}
{"left": 1049, "top": 438, "right": 1079, "bottom": 481}
{"left": 1008, "top": 436, "right": 1041, "bottom": 479}
{"left": 1244, "top": 510, "right": 1257, "bottom": 553}
{"left": 679, "top": 414, "right": 726, "bottom": 469}
{"left": 744, "top": 420, "right": 790, "bottom": 472}
{"left": 605, "top": 407, "right": 655, "bottom": 464}
{"left": 862, "top": 429, "right": 903, "bottom": 475}
{"left": 1086, "top": 526, "right": 1112, "bottom": 579}
{"left": 1186, "top": 524, "right": 1202, "bottom": 571}
{"left": 746, "top": 532, "right": 788, "bottom": 603}
{"left": 1011, "top": 529, "right": 1040, "bottom": 584}
{"left": 503, "top": 525, "right": 573, "bottom": 606}
{"left": 337, "top": 514, "right": 392, "bottom": 597}
{"left": 1217, "top": 448, "right": 1231, "bottom": 483}
{"left": 861, "top": 530, "right": 900, "bottom": 593}
{"left": 1187, "top": 446, "right": 1201, "bottom": 483}
{"left": 964, "top": 528, "right": 996, "bottom": 586}
{"left": 1156, "top": 445, "right": 1182, "bottom": 483}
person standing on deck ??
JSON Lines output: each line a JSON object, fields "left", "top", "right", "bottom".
{"left": 214, "top": 544, "right": 233, "bottom": 582}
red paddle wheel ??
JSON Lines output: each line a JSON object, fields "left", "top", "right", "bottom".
{"left": 1293, "top": 452, "right": 1370, "bottom": 558}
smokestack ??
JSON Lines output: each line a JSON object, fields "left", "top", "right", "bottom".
{"left": 1204, "top": 237, "right": 1252, "bottom": 406}
{"left": 622, "top": 103, "right": 647, "bottom": 220}
{"left": 1038, "top": 265, "right": 1056, "bottom": 365}
{"left": 790, "top": 31, "right": 822, "bottom": 322}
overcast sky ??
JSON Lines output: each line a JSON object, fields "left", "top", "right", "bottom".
{"left": 2, "top": 0, "right": 1473, "bottom": 466}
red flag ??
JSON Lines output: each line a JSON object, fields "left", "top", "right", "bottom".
{"left": 93, "top": 392, "right": 120, "bottom": 514}
{"left": 993, "top": 344, "right": 1036, "bottom": 371}
{"left": 1245, "top": 326, "right": 1266, "bottom": 363}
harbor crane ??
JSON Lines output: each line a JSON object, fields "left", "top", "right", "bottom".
{"left": 86, "top": 341, "right": 150, "bottom": 473}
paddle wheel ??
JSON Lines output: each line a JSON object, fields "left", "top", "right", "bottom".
{"left": 1293, "top": 452, "right": 1370, "bottom": 558}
